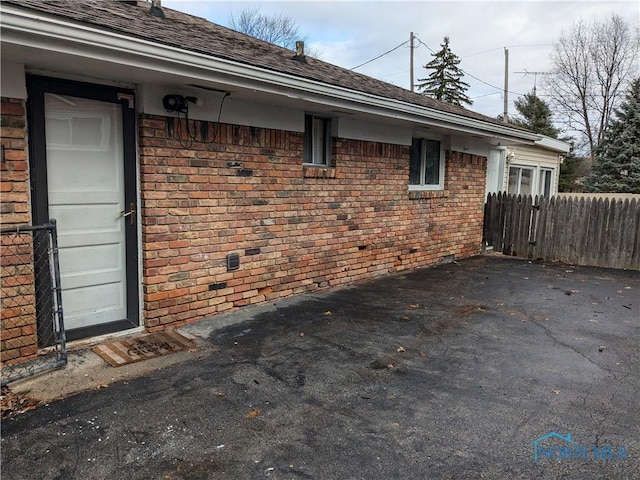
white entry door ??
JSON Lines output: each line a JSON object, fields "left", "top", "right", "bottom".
{"left": 485, "top": 149, "right": 503, "bottom": 197}
{"left": 44, "top": 94, "right": 129, "bottom": 331}
{"left": 29, "top": 76, "right": 138, "bottom": 340}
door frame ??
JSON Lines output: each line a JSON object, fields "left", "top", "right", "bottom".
{"left": 26, "top": 75, "right": 139, "bottom": 340}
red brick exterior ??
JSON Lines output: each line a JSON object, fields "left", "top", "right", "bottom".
{"left": 139, "top": 115, "right": 487, "bottom": 329}
{"left": 0, "top": 98, "right": 30, "bottom": 225}
{"left": 0, "top": 101, "right": 487, "bottom": 364}
{"left": 0, "top": 97, "right": 38, "bottom": 364}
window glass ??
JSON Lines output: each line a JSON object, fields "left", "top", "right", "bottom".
{"left": 311, "top": 117, "right": 325, "bottom": 164}
{"left": 508, "top": 167, "right": 519, "bottom": 194}
{"left": 540, "top": 169, "right": 552, "bottom": 197}
{"left": 520, "top": 168, "right": 532, "bottom": 195}
{"left": 509, "top": 166, "right": 534, "bottom": 195}
{"left": 46, "top": 114, "right": 110, "bottom": 151}
{"left": 424, "top": 140, "right": 440, "bottom": 185}
{"left": 409, "top": 137, "right": 442, "bottom": 189}
{"left": 409, "top": 138, "right": 422, "bottom": 185}
{"left": 304, "top": 114, "right": 330, "bottom": 165}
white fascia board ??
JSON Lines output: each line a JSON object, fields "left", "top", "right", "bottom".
{"left": 536, "top": 135, "right": 572, "bottom": 153}
{"left": 1, "top": 5, "right": 541, "bottom": 144}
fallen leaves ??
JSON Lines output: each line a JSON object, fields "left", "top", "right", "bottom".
{"left": 246, "top": 408, "right": 261, "bottom": 418}
{"left": 1, "top": 385, "right": 40, "bottom": 418}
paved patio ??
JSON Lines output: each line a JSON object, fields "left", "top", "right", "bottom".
{"left": 2, "top": 256, "right": 639, "bottom": 479}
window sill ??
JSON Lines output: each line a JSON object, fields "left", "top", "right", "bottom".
{"left": 303, "top": 165, "right": 337, "bottom": 178}
{"left": 408, "top": 189, "right": 449, "bottom": 200}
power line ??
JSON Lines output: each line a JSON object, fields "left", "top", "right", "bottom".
{"left": 381, "top": 69, "right": 409, "bottom": 79}
{"left": 350, "top": 35, "right": 537, "bottom": 101}
{"left": 462, "top": 43, "right": 553, "bottom": 59}
{"left": 461, "top": 68, "right": 526, "bottom": 98}
{"left": 416, "top": 37, "right": 436, "bottom": 54}
{"left": 414, "top": 37, "right": 523, "bottom": 97}
{"left": 350, "top": 41, "right": 407, "bottom": 71}
{"left": 471, "top": 91, "right": 502, "bottom": 100}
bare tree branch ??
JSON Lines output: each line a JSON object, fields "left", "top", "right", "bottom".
{"left": 228, "top": 6, "right": 319, "bottom": 57}
{"left": 544, "top": 14, "right": 638, "bottom": 160}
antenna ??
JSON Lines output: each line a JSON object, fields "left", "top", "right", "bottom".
{"left": 515, "top": 69, "right": 551, "bottom": 95}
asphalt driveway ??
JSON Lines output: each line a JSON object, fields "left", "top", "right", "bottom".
{"left": 2, "top": 256, "right": 639, "bottom": 479}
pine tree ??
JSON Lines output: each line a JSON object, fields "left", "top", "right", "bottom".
{"left": 416, "top": 37, "right": 473, "bottom": 107}
{"left": 511, "top": 91, "right": 559, "bottom": 138}
{"left": 583, "top": 78, "right": 640, "bottom": 193}
{"left": 557, "top": 152, "right": 584, "bottom": 192}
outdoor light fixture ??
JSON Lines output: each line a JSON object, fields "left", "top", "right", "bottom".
{"left": 162, "top": 94, "right": 203, "bottom": 113}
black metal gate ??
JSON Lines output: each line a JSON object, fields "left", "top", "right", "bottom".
{"left": 1, "top": 220, "right": 66, "bottom": 385}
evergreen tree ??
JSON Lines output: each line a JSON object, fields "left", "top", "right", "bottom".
{"left": 557, "top": 152, "right": 584, "bottom": 192}
{"left": 583, "top": 78, "right": 640, "bottom": 193}
{"left": 416, "top": 37, "right": 473, "bottom": 107}
{"left": 511, "top": 91, "right": 559, "bottom": 138}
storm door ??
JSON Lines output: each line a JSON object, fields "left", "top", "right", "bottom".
{"left": 28, "top": 76, "right": 138, "bottom": 341}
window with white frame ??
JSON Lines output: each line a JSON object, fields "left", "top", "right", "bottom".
{"left": 508, "top": 166, "right": 534, "bottom": 195}
{"left": 539, "top": 168, "right": 553, "bottom": 197}
{"left": 303, "top": 114, "right": 331, "bottom": 165}
{"left": 409, "top": 137, "right": 444, "bottom": 190}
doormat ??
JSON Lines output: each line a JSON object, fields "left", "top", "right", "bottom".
{"left": 92, "top": 331, "right": 196, "bottom": 367}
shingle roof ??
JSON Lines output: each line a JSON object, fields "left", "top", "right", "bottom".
{"left": 5, "top": 0, "right": 515, "bottom": 129}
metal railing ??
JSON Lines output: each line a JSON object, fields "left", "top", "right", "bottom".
{"left": 1, "top": 220, "right": 66, "bottom": 385}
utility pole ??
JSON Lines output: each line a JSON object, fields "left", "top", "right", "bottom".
{"left": 410, "top": 32, "right": 415, "bottom": 92}
{"left": 503, "top": 47, "right": 509, "bottom": 123}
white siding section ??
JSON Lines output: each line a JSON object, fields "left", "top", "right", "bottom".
{"left": 337, "top": 117, "right": 411, "bottom": 145}
{"left": 139, "top": 84, "right": 303, "bottom": 132}
{"left": 1, "top": 62, "right": 27, "bottom": 99}
{"left": 505, "top": 144, "right": 562, "bottom": 196}
{"left": 139, "top": 85, "right": 501, "bottom": 154}
{"left": 449, "top": 136, "right": 491, "bottom": 158}
{"left": 508, "top": 145, "right": 561, "bottom": 169}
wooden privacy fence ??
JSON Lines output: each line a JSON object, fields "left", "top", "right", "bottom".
{"left": 483, "top": 192, "right": 640, "bottom": 270}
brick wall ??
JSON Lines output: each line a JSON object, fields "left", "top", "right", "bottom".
{"left": 139, "top": 115, "right": 487, "bottom": 329}
{"left": 0, "top": 97, "right": 38, "bottom": 364}
{"left": 0, "top": 98, "right": 30, "bottom": 225}
{"left": 0, "top": 101, "right": 487, "bottom": 363}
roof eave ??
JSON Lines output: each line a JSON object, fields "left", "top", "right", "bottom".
{"left": 1, "top": 5, "right": 541, "bottom": 144}
{"left": 535, "top": 136, "right": 572, "bottom": 153}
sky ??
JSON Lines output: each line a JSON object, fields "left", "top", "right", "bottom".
{"left": 162, "top": 0, "right": 639, "bottom": 120}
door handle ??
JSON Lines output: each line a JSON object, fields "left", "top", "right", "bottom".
{"left": 118, "top": 203, "right": 136, "bottom": 225}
